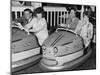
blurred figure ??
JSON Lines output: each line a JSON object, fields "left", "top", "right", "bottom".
{"left": 25, "top": 7, "right": 48, "bottom": 46}
{"left": 67, "top": 8, "right": 79, "bottom": 31}
{"left": 75, "top": 11, "right": 93, "bottom": 48}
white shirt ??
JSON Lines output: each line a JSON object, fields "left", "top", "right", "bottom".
{"left": 25, "top": 17, "right": 48, "bottom": 45}
{"left": 75, "top": 20, "right": 93, "bottom": 47}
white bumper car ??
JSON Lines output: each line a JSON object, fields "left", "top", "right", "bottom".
{"left": 39, "top": 27, "right": 92, "bottom": 71}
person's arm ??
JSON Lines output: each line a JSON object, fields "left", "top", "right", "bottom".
{"left": 29, "top": 18, "right": 47, "bottom": 32}
{"left": 14, "top": 17, "right": 23, "bottom": 24}
{"left": 24, "top": 18, "right": 35, "bottom": 32}
{"left": 88, "top": 23, "right": 93, "bottom": 39}
{"left": 75, "top": 20, "right": 82, "bottom": 34}
{"left": 12, "top": 17, "right": 24, "bottom": 30}
{"left": 70, "top": 18, "right": 79, "bottom": 30}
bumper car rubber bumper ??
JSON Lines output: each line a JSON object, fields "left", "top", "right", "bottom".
{"left": 39, "top": 48, "right": 92, "bottom": 72}
{"left": 12, "top": 55, "right": 42, "bottom": 72}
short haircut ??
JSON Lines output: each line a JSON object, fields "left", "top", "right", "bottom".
{"left": 83, "top": 11, "right": 91, "bottom": 18}
{"left": 69, "top": 6, "right": 77, "bottom": 14}
{"left": 83, "top": 11, "right": 92, "bottom": 22}
{"left": 33, "top": 7, "right": 45, "bottom": 18}
{"left": 23, "top": 8, "right": 32, "bottom": 14}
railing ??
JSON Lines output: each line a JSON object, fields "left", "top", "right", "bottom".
{"left": 43, "top": 7, "right": 69, "bottom": 30}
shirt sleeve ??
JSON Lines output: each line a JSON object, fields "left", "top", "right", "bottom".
{"left": 70, "top": 18, "right": 79, "bottom": 30}
{"left": 75, "top": 20, "right": 82, "bottom": 34}
{"left": 14, "top": 17, "right": 22, "bottom": 23}
{"left": 88, "top": 23, "right": 93, "bottom": 39}
{"left": 24, "top": 18, "right": 36, "bottom": 30}
{"left": 32, "top": 18, "right": 47, "bottom": 32}
{"left": 14, "top": 17, "right": 25, "bottom": 25}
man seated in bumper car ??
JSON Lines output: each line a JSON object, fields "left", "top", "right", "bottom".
{"left": 60, "top": 7, "right": 79, "bottom": 31}
{"left": 11, "top": 8, "right": 48, "bottom": 72}
{"left": 12, "top": 7, "right": 48, "bottom": 53}
{"left": 11, "top": 8, "right": 38, "bottom": 53}
{"left": 12, "top": 8, "right": 33, "bottom": 30}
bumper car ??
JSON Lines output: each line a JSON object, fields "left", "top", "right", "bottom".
{"left": 11, "top": 25, "right": 41, "bottom": 72}
{"left": 39, "top": 27, "right": 92, "bottom": 71}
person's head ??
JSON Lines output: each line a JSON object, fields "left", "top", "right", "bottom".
{"left": 33, "top": 7, "right": 45, "bottom": 19}
{"left": 69, "top": 7, "right": 77, "bottom": 18}
{"left": 83, "top": 11, "right": 90, "bottom": 22}
{"left": 23, "top": 8, "right": 33, "bottom": 20}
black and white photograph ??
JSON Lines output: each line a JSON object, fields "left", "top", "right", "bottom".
{"left": 11, "top": 0, "right": 96, "bottom": 75}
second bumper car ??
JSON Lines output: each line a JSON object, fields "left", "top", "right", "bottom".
{"left": 39, "top": 28, "right": 92, "bottom": 71}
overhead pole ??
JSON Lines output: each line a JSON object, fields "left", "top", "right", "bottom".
{"left": 81, "top": 5, "right": 84, "bottom": 20}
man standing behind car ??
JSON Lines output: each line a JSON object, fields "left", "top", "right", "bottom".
{"left": 12, "top": 8, "right": 33, "bottom": 29}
